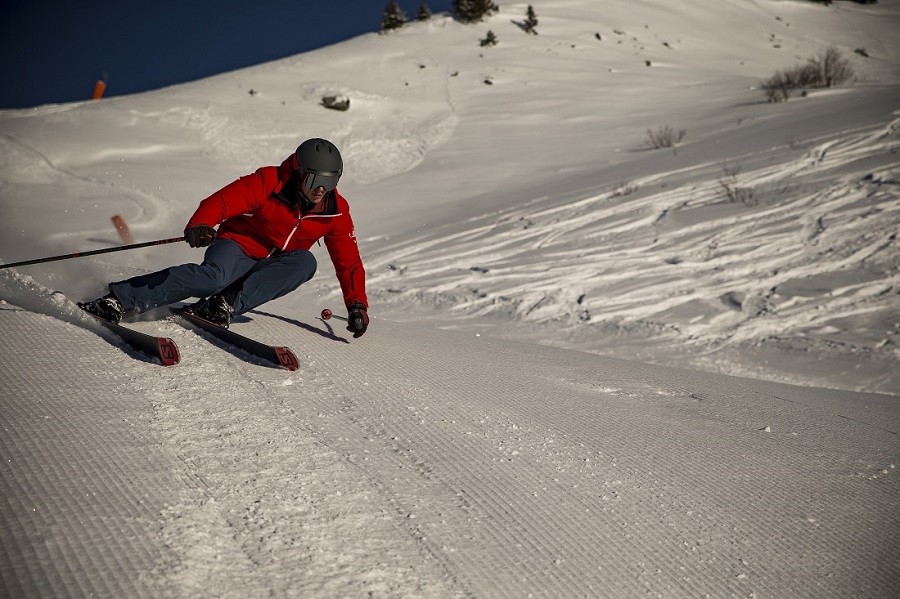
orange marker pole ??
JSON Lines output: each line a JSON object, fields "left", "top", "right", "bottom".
{"left": 92, "top": 80, "right": 106, "bottom": 100}
{"left": 111, "top": 214, "right": 133, "bottom": 243}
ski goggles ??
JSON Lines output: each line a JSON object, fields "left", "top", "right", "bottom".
{"left": 299, "top": 169, "right": 341, "bottom": 192}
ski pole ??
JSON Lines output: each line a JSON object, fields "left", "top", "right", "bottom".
{"left": 320, "top": 308, "right": 347, "bottom": 322}
{"left": 0, "top": 236, "right": 186, "bottom": 270}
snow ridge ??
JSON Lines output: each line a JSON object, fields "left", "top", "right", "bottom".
{"left": 364, "top": 117, "right": 900, "bottom": 393}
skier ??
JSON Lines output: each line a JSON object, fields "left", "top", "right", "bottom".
{"left": 79, "top": 138, "right": 369, "bottom": 338}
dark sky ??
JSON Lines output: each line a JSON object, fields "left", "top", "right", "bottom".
{"left": 0, "top": 1, "right": 453, "bottom": 109}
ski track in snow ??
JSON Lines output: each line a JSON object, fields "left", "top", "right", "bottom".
{"left": 363, "top": 118, "right": 900, "bottom": 394}
{"left": 0, "top": 116, "right": 178, "bottom": 241}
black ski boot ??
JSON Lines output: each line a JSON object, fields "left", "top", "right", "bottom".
{"left": 187, "top": 293, "right": 234, "bottom": 328}
{"left": 78, "top": 293, "right": 127, "bottom": 324}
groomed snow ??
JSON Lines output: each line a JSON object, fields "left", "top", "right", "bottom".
{"left": 1, "top": 0, "right": 898, "bottom": 596}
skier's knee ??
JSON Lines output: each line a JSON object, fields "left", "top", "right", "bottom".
{"left": 198, "top": 261, "right": 232, "bottom": 292}
{"left": 284, "top": 250, "right": 317, "bottom": 281}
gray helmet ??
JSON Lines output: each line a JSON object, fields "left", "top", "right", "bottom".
{"left": 295, "top": 138, "right": 342, "bottom": 191}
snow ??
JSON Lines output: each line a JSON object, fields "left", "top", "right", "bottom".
{"left": 1, "top": 0, "right": 898, "bottom": 596}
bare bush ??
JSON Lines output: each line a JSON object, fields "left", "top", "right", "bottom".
{"left": 760, "top": 46, "right": 854, "bottom": 102}
{"left": 809, "top": 46, "right": 854, "bottom": 87}
{"left": 646, "top": 125, "right": 686, "bottom": 149}
{"left": 718, "top": 164, "right": 756, "bottom": 205}
{"left": 761, "top": 69, "right": 795, "bottom": 102}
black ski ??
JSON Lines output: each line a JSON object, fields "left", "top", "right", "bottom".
{"left": 174, "top": 310, "right": 299, "bottom": 371}
{"left": 85, "top": 313, "right": 180, "bottom": 366}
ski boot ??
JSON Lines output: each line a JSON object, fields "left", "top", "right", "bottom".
{"left": 78, "top": 293, "right": 127, "bottom": 324}
{"left": 186, "top": 293, "right": 234, "bottom": 329}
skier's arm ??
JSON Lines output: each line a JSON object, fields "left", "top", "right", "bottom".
{"left": 186, "top": 169, "right": 269, "bottom": 229}
{"left": 324, "top": 212, "right": 368, "bottom": 310}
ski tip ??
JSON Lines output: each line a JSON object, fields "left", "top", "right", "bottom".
{"left": 274, "top": 347, "right": 299, "bottom": 371}
{"left": 157, "top": 338, "right": 181, "bottom": 366}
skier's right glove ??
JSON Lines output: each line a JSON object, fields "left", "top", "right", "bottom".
{"left": 347, "top": 301, "right": 369, "bottom": 338}
{"left": 184, "top": 225, "right": 217, "bottom": 248}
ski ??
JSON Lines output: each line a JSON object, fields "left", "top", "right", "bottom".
{"left": 85, "top": 313, "right": 180, "bottom": 366}
{"left": 173, "top": 309, "right": 299, "bottom": 371}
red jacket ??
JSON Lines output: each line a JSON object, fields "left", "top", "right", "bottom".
{"left": 186, "top": 155, "right": 367, "bottom": 309}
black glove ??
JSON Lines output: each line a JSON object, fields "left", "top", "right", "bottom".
{"left": 184, "top": 225, "right": 217, "bottom": 248}
{"left": 347, "top": 301, "right": 369, "bottom": 338}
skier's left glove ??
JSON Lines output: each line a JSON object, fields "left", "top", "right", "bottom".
{"left": 347, "top": 301, "right": 369, "bottom": 338}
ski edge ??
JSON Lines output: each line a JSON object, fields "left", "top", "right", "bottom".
{"left": 174, "top": 310, "right": 299, "bottom": 371}
{"left": 88, "top": 314, "right": 181, "bottom": 366}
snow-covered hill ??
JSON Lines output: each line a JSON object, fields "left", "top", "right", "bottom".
{"left": 1, "top": 0, "right": 898, "bottom": 596}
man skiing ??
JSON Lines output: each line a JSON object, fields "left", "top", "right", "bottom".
{"left": 79, "top": 138, "right": 369, "bottom": 338}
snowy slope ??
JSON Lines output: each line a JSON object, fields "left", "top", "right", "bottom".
{"left": 2, "top": 274, "right": 897, "bottom": 597}
{"left": 1, "top": 0, "right": 899, "bottom": 596}
{"left": 1, "top": 0, "right": 897, "bottom": 392}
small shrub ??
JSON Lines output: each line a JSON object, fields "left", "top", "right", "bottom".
{"left": 480, "top": 30, "right": 498, "bottom": 47}
{"left": 794, "top": 62, "right": 823, "bottom": 86}
{"left": 416, "top": 2, "right": 432, "bottom": 21}
{"left": 760, "top": 46, "right": 854, "bottom": 102}
{"left": 523, "top": 5, "right": 538, "bottom": 35}
{"left": 646, "top": 125, "right": 686, "bottom": 149}
{"left": 761, "top": 69, "right": 795, "bottom": 102}
{"left": 718, "top": 164, "right": 756, "bottom": 205}
{"left": 809, "top": 45, "right": 854, "bottom": 87}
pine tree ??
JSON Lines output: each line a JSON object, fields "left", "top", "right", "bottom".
{"left": 480, "top": 30, "right": 498, "bottom": 47}
{"left": 417, "top": 2, "right": 432, "bottom": 21}
{"left": 523, "top": 5, "right": 538, "bottom": 34}
{"left": 454, "top": 0, "right": 499, "bottom": 24}
{"left": 381, "top": 0, "right": 407, "bottom": 32}
{"left": 453, "top": 0, "right": 473, "bottom": 22}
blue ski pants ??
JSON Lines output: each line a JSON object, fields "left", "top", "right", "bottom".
{"left": 109, "top": 239, "right": 317, "bottom": 315}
